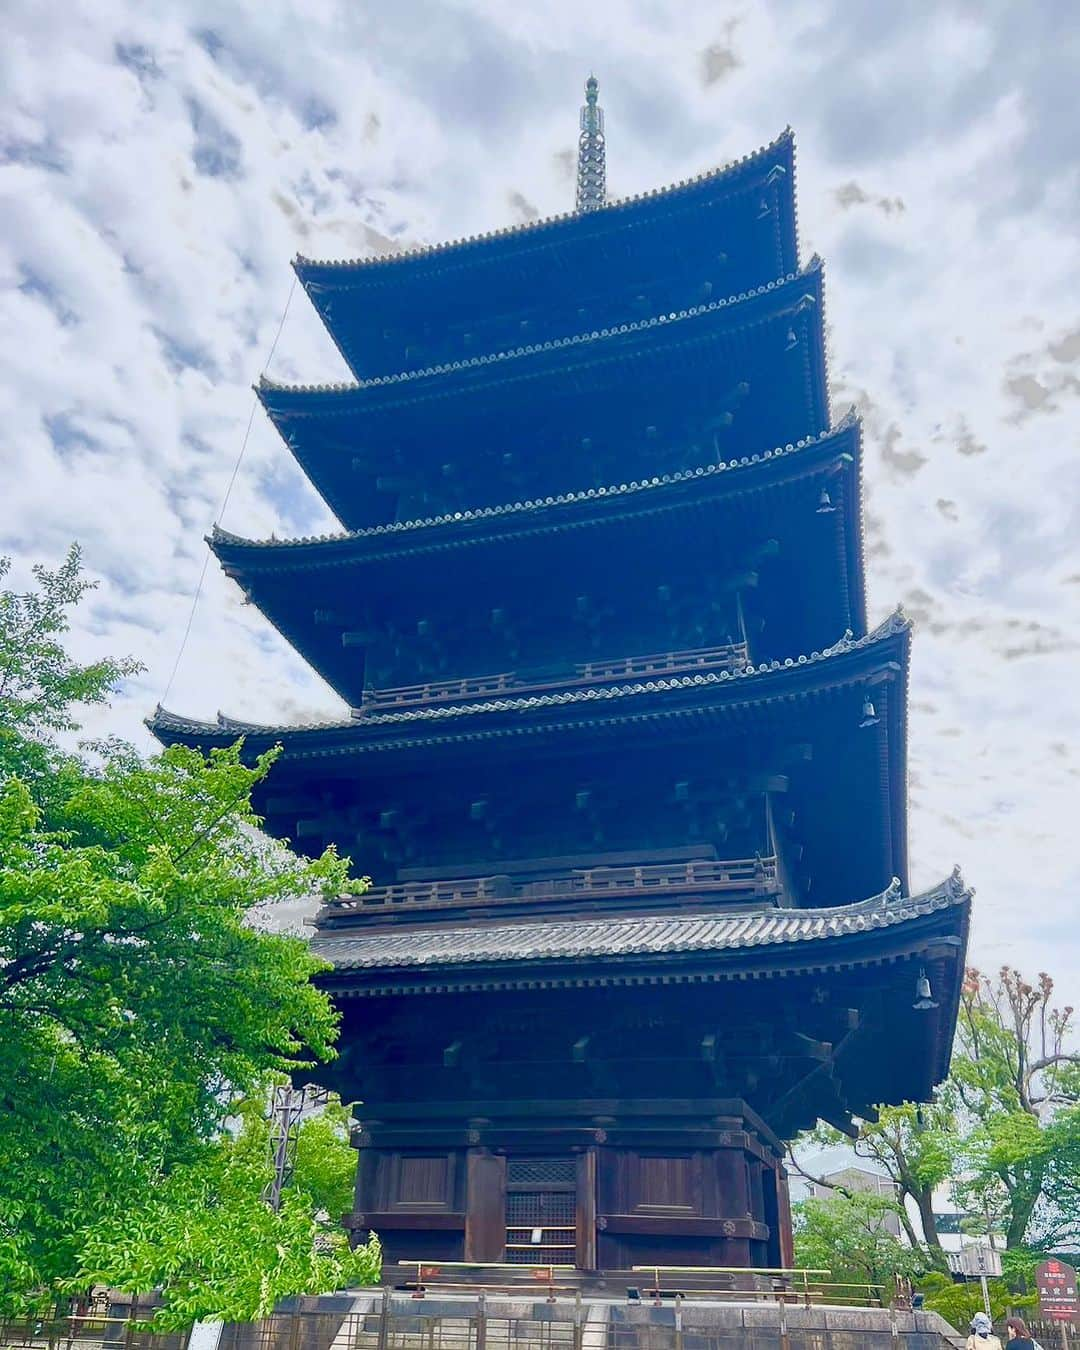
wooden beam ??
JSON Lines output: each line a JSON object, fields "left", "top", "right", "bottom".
{"left": 821, "top": 1111, "right": 858, "bottom": 1139}
{"left": 348, "top": 1210, "right": 465, "bottom": 1231}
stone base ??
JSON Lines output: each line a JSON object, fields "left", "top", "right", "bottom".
{"left": 230, "top": 1289, "right": 959, "bottom": 1350}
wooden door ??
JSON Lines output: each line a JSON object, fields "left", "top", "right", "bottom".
{"left": 504, "top": 1158, "right": 578, "bottom": 1266}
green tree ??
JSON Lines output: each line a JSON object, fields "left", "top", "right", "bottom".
{"left": 952, "top": 968, "right": 1079, "bottom": 1249}
{"left": 792, "top": 1190, "right": 924, "bottom": 1295}
{"left": 797, "top": 1100, "right": 958, "bottom": 1270}
{"left": 917, "top": 1269, "right": 1037, "bottom": 1328}
{"left": 292, "top": 1097, "right": 364, "bottom": 1222}
{"left": 77, "top": 1092, "right": 380, "bottom": 1327}
{"left": 0, "top": 548, "right": 373, "bottom": 1311}
{"left": 793, "top": 965, "right": 1079, "bottom": 1270}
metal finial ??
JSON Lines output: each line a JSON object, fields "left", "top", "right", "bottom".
{"left": 576, "top": 75, "right": 606, "bottom": 212}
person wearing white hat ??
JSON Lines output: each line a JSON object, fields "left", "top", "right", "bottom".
{"left": 967, "top": 1313, "right": 1003, "bottom": 1350}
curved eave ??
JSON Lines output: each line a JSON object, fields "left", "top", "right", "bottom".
{"left": 150, "top": 613, "right": 911, "bottom": 903}
{"left": 294, "top": 130, "right": 797, "bottom": 288}
{"left": 259, "top": 262, "right": 826, "bottom": 419}
{"left": 207, "top": 419, "right": 864, "bottom": 710}
{"left": 148, "top": 609, "right": 908, "bottom": 754}
{"left": 312, "top": 876, "right": 969, "bottom": 1127}
{"left": 309, "top": 872, "right": 970, "bottom": 988}
{"left": 210, "top": 415, "right": 861, "bottom": 573}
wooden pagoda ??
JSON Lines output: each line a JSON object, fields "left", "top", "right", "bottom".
{"left": 151, "top": 81, "right": 970, "bottom": 1279}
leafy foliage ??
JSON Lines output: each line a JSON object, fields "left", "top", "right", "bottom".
{"left": 77, "top": 1094, "right": 381, "bottom": 1327}
{"left": 292, "top": 1098, "right": 364, "bottom": 1223}
{"left": 917, "top": 1270, "right": 1036, "bottom": 1326}
{"left": 0, "top": 550, "right": 375, "bottom": 1312}
{"left": 793, "top": 1190, "right": 925, "bottom": 1292}
{"left": 952, "top": 968, "right": 1079, "bottom": 1250}
{"left": 800, "top": 1100, "right": 959, "bottom": 1269}
{"left": 0, "top": 548, "right": 141, "bottom": 742}
{"left": 795, "top": 966, "right": 1079, "bottom": 1274}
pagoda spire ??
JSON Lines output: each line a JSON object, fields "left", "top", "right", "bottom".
{"left": 576, "top": 75, "right": 606, "bottom": 212}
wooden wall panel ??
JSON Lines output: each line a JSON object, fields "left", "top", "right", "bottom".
{"left": 371, "top": 1151, "right": 458, "bottom": 1212}
{"left": 618, "top": 1152, "right": 702, "bottom": 1215}
{"left": 398, "top": 1155, "right": 452, "bottom": 1208}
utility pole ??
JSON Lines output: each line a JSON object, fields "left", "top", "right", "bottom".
{"left": 264, "top": 1082, "right": 331, "bottom": 1211}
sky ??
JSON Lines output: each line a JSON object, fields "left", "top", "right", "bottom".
{"left": 2, "top": 0, "right": 1078, "bottom": 986}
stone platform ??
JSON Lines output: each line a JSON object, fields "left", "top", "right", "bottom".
{"left": 223, "top": 1289, "right": 959, "bottom": 1350}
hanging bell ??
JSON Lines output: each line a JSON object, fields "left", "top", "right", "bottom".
{"left": 817, "top": 488, "right": 837, "bottom": 514}
{"left": 757, "top": 198, "right": 771, "bottom": 219}
{"left": 859, "top": 696, "right": 880, "bottom": 728}
{"left": 913, "top": 969, "right": 938, "bottom": 1011}
{"left": 785, "top": 327, "right": 799, "bottom": 351}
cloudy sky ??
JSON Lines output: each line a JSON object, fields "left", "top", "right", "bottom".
{"left": 2, "top": 0, "right": 1078, "bottom": 985}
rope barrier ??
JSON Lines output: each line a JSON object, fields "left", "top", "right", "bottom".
{"left": 158, "top": 274, "right": 297, "bottom": 708}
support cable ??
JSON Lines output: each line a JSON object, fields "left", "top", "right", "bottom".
{"left": 158, "top": 275, "right": 297, "bottom": 708}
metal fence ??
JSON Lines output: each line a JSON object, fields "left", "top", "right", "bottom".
{"left": 0, "top": 1291, "right": 957, "bottom": 1350}
{"left": 208, "top": 1291, "right": 954, "bottom": 1350}
{"left": 0, "top": 1307, "right": 185, "bottom": 1350}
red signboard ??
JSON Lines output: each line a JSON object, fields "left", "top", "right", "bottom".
{"left": 1036, "top": 1260, "right": 1079, "bottom": 1323}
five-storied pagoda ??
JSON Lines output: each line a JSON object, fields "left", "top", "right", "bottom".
{"left": 151, "top": 80, "right": 971, "bottom": 1279}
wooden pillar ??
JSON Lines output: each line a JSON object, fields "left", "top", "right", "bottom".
{"left": 575, "top": 1149, "right": 597, "bottom": 1271}
{"left": 716, "top": 1148, "right": 752, "bottom": 1265}
{"left": 777, "top": 1168, "right": 795, "bottom": 1268}
{"left": 464, "top": 1149, "right": 506, "bottom": 1263}
{"left": 748, "top": 1159, "right": 765, "bottom": 1222}
{"left": 761, "top": 1161, "right": 782, "bottom": 1267}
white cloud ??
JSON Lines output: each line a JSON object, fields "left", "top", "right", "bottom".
{"left": 2, "top": 0, "right": 1077, "bottom": 993}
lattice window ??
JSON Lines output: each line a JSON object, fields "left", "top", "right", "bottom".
{"left": 504, "top": 1246, "right": 575, "bottom": 1265}
{"left": 505, "top": 1159, "right": 576, "bottom": 1266}
{"left": 507, "top": 1159, "right": 576, "bottom": 1186}
{"left": 506, "top": 1191, "right": 576, "bottom": 1226}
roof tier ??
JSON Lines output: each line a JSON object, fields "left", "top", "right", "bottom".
{"left": 314, "top": 871, "right": 966, "bottom": 992}
{"left": 149, "top": 612, "right": 910, "bottom": 907}
{"left": 314, "top": 871, "right": 970, "bottom": 1139}
{"left": 296, "top": 131, "right": 797, "bottom": 379}
{"left": 261, "top": 262, "right": 828, "bottom": 531}
{"left": 208, "top": 418, "right": 864, "bottom": 706}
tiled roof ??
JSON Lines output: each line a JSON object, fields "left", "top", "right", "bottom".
{"left": 259, "top": 260, "right": 822, "bottom": 397}
{"left": 294, "top": 129, "right": 794, "bottom": 275}
{"left": 210, "top": 414, "right": 859, "bottom": 556}
{"left": 310, "top": 870, "right": 971, "bottom": 973}
{"left": 148, "top": 609, "right": 908, "bottom": 740}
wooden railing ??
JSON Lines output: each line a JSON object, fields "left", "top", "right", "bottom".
{"left": 358, "top": 670, "right": 518, "bottom": 709}
{"left": 354, "top": 642, "right": 749, "bottom": 715}
{"left": 394, "top": 1260, "right": 888, "bottom": 1308}
{"left": 578, "top": 643, "right": 747, "bottom": 681}
{"left": 323, "top": 855, "right": 777, "bottom": 916}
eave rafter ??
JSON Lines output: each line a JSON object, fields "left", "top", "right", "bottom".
{"left": 294, "top": 128, "right": 796, "bottom": 284}
{"left": 148, "top": 607, "right": 908, "bottom": 748}
{"left": 260, "top": 261, "right": 824, "bottom": 409}
{"left": 209, "top": 414, "right": 861, "bottom": 571}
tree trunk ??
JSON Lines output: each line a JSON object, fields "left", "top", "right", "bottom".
{"left": 1004, "top": 1163, "right": 1044, "bottom": 1249}
{"left": 915, "top": 1189, "right": 951, "bottom": 1272}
